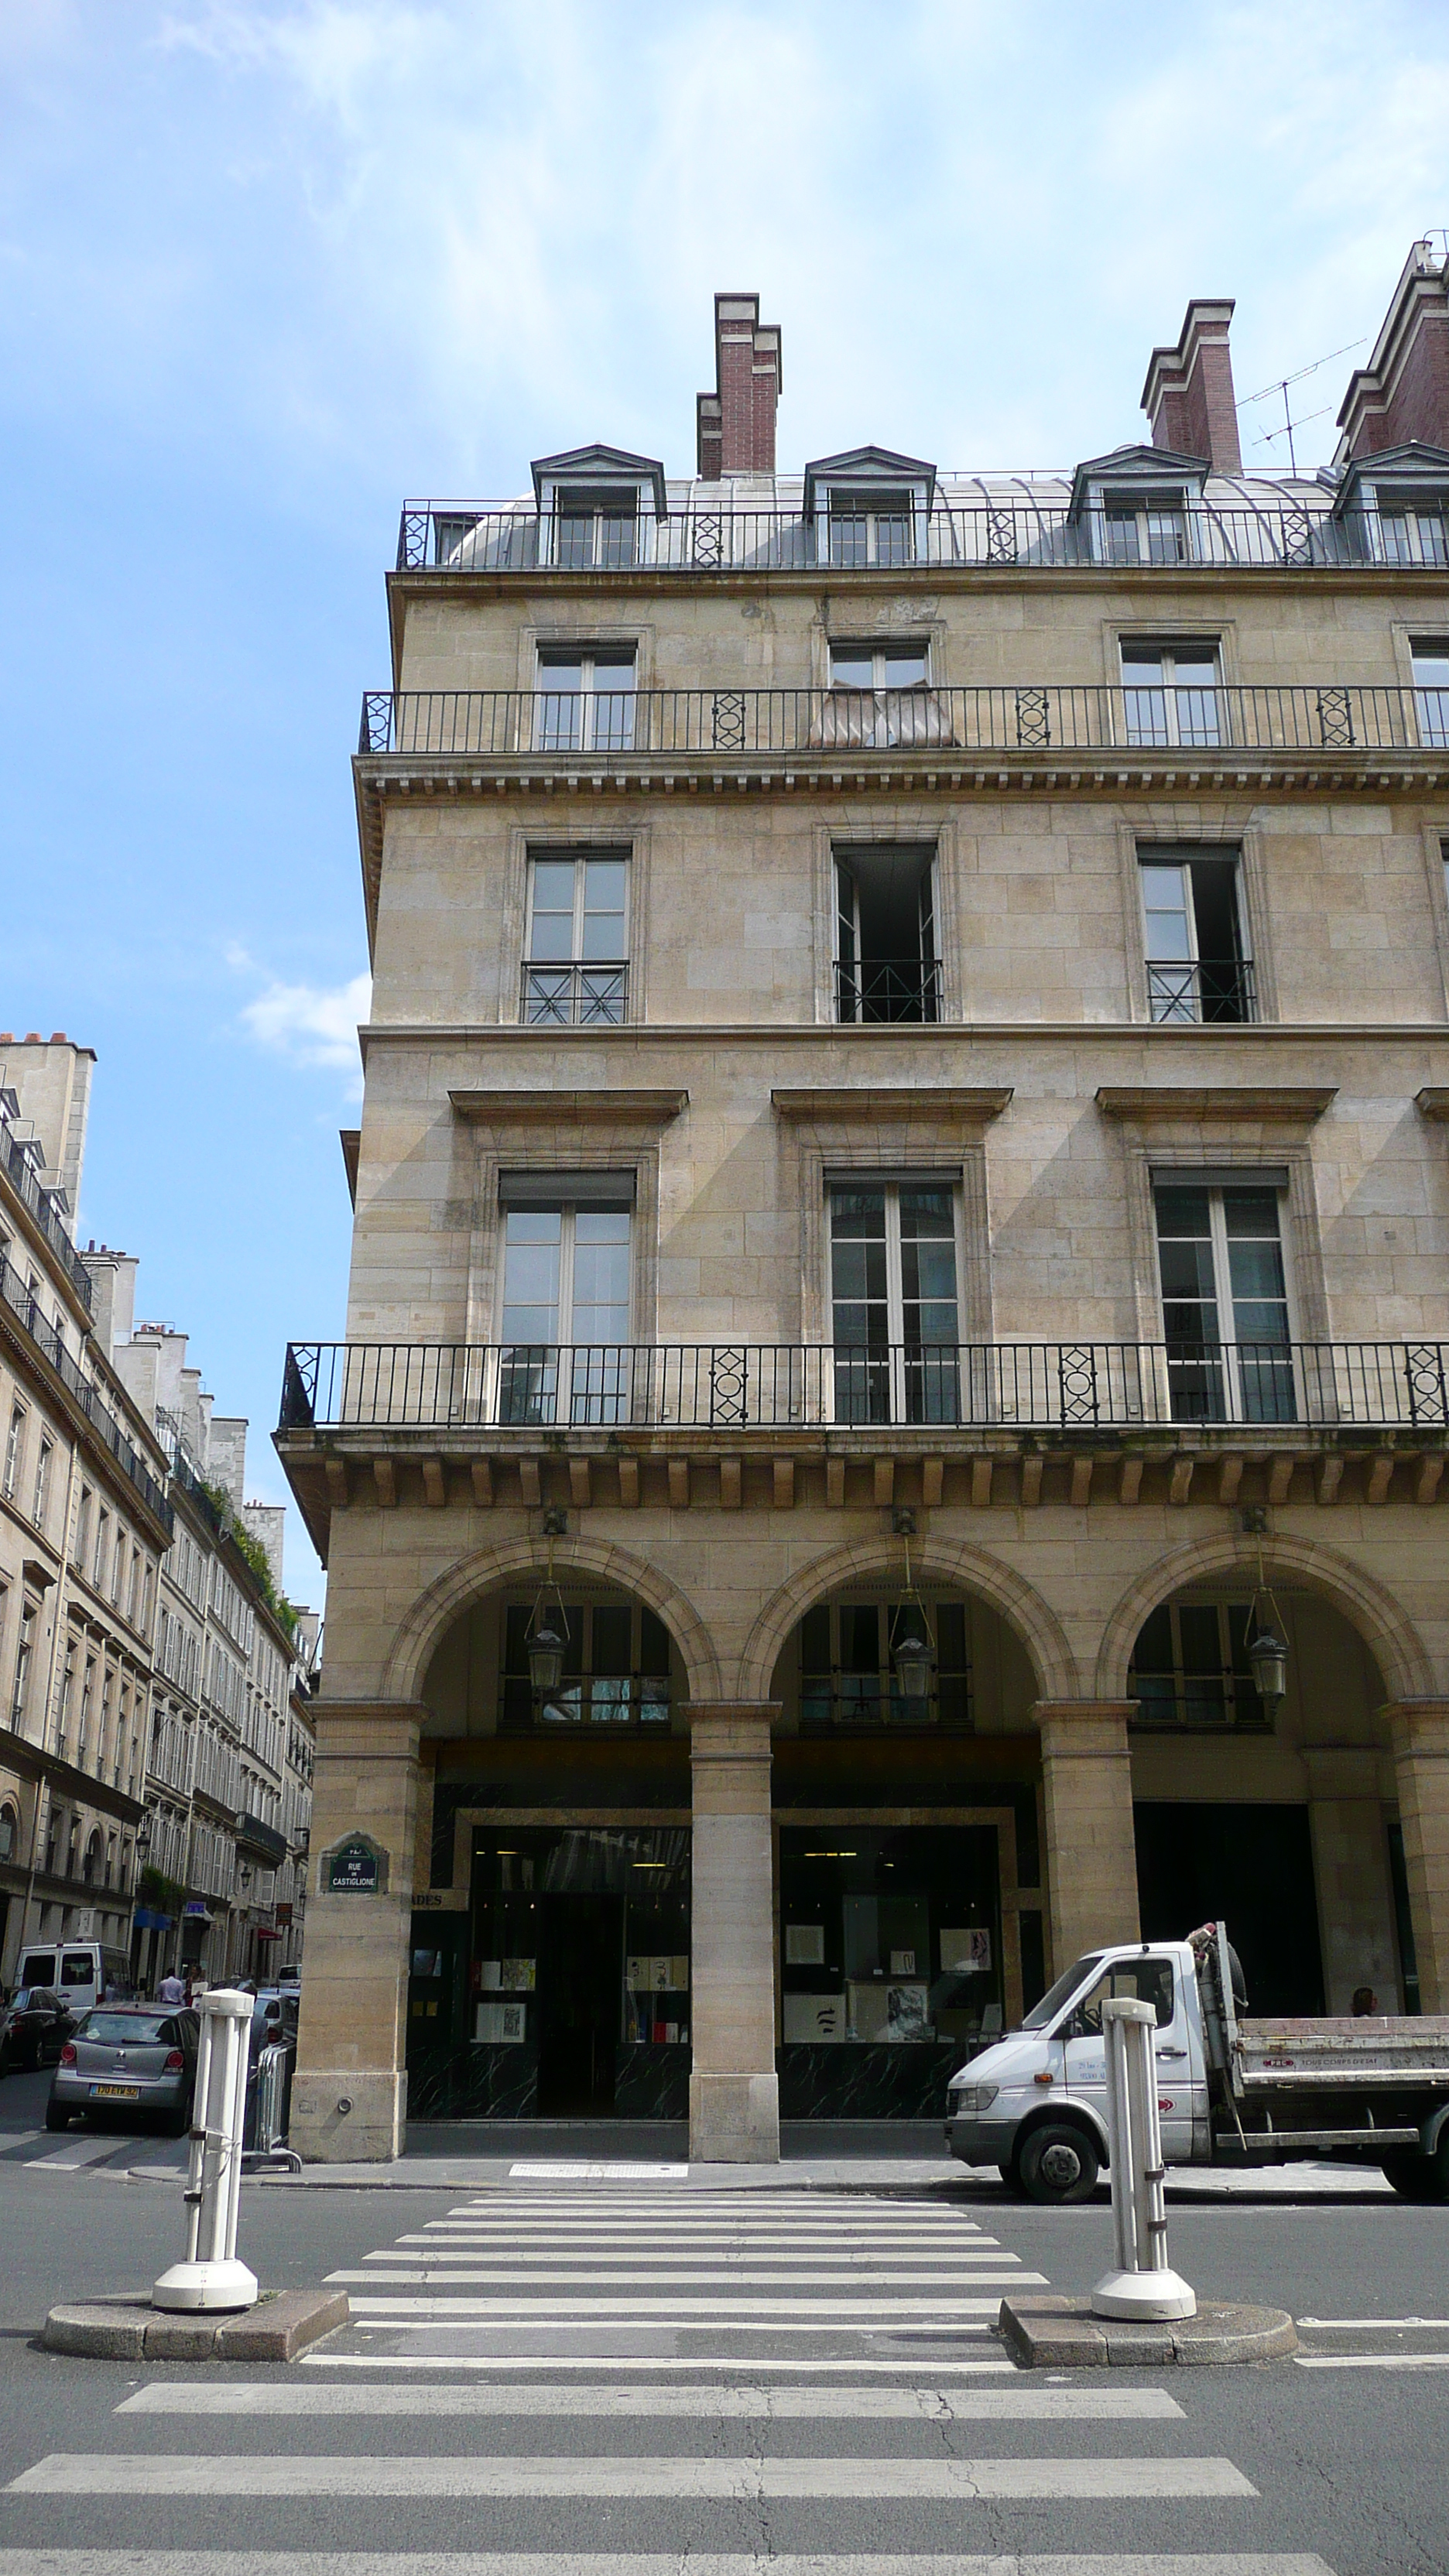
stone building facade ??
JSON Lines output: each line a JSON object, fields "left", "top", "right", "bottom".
{"left": 280, "top": 246, "right": 1449, "bottom": 2163}
{"left": 0, "top": 1040, "right": 173, "bottom": 1986}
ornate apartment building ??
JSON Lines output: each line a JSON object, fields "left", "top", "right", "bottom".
{"left": 281, "top": 245, "right": 1449, "bottom": 2163}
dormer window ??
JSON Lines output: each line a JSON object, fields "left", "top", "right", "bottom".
{"left": 1331, "top": 444, "right": 1449, "bottom": 567}
{"left": 803, "top": 448, "right": 936, "bottom": 570}
{"left": 1068, "top": 445, "right": 1208, "bottom": 567}
{"left": 530, "top": 445, "right": 667, "bottom": 572}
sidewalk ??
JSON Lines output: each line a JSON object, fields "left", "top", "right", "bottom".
{"left": 127, "top": 2116, "right": 1392, "bottom": 2197}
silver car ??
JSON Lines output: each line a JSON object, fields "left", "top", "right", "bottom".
{"left": 46, "top": 2004, "right": 198, "bottom": 2135}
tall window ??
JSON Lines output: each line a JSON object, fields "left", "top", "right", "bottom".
{"left": 32, "top": 1437, "right": 53, "bottom": 1531}
{"left": 11, "top": 1600, "right": 36, "bottom": 1726}
{"left": 1103, "top": 494, "right": 1188, "bottom": 565}
{"left": 1139, "top": 851, "right": 1253, "bottom": 1023}
{"left": 498, "top": 1194, "right": 632, "bottom": 1424}
{"left": 536, "top": 647, "right": 636, "bottom": 751}
{"left": 835, "top": 848, "right": 938, "bottom": 1024}
{"left": 830, "top": 1183, "right": 960, "bottom": 1423}
{"left": 1121, "top": 642, "right": 1222, "bottom": 746}
{"left": 523, "top": 852, "right": 629, "bottom": 1024}
{"left": 1413, "top": 642, "right": 1449, "bottom": 748}
{"left": 824, "top": 488, "right": 913, "bottom": 567}
{"left": 798, "top": 1596, "right": 972, "bottom": 1732}
{"left": 1154, "top": 1182, "right": 1294, "bottom": 1422}
{"left": 500, "top": 1598, "right": 672, "bottom": 1730}
{"left": 829, "top": 642, "right": 929, "bottom": 691}
{"left": 2, "top": 1405, "right": 24, "bottom": 1500}
{"left": 74, "top": 1486, "right": 91, "bottom": 1571}
{"left": 93, "top": 1507, "right": 109, "bottom": 1591}
{"left": 553, "top": 489, "right": 639, "bottom": 570}
{"left": 1131, "top": 1600, "right": 1270, "bottom": 1730}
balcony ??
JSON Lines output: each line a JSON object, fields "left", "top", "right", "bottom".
{"left": 393, "top": 500, "right": 1447, "bottom": 577}
{"left": 282, "top": 1338, "right": 1449, "bottom": 1437}
{"left": 359, "top": 683, "right": 1449, "bottom": 766}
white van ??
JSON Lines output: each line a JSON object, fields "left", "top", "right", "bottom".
{"left": 13, "top": 1941, "right": 135, "bottom": 2017}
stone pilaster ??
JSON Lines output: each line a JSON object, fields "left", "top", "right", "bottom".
{"left": 1303, "top": 1746, "right": 1400, "bottom": 2009}
{"left": 686, "top": 1701, "right": 779, "bottom": 2163}
{"left": 1382, "top": 1700, "right": 1449, "bottom": 2012}
{"left": 1034, "top": 1699, "right": 1141, "bottom": 1976}
{"left": 291, "top": 1701, "right": 424, "bottom": 2164}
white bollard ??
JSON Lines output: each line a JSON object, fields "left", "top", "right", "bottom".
{"left": 1090, "top": 1995, "right": 1196, "bottom": 2322}
{"left": 152, "top": 1988, "right": 259, "bottom": 2314}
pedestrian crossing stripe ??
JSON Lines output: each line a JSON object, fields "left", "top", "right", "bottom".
{"left": 0, "top": 2554, "right": 1343, "bottom": 2574}
{"left": 6, "top": 2453, "right": 1259, "bottom": 2499}
{"left": 117, "top": 2381, "right": 1188, "bottom": 2417}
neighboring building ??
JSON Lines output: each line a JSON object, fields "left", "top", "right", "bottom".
{"left": 0, "top": 1038, "right": 173, "bottom": 1987}
{"left": 88, "top": 1273, "right": 317, "bottom": 1989}
{"left": 279, "top": 248, "right": 1449, "bottom": 2164}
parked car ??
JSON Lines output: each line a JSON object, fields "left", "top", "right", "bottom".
{"left": 0, "top": 1988, "right": 77, "bottom": 2074}
{"left": 46, "top": 2003, "right": 199, "bottom": 2135}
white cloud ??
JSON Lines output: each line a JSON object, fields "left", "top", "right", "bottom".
{"left": 238, "top": 965, "right": 372, "bottom": 1074}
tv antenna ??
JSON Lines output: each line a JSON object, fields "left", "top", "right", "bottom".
{"left": 1236, "top": 337, "right": 1368, "bottom": 474}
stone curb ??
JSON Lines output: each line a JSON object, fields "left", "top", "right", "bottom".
{"left": 999, "top": 2293, "right": 1297, "bottom": 2369}
{"left": 41, "top": 2288, "right": 349, "bottom": 2362}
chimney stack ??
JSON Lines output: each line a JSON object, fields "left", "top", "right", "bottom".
{"left": 1335, "top": 240, "right": 1449, "bottom": 461}
{"left": 1141, "top": 299, "right": 1242, "bottom": 474}
{"left": 697, "top": 293, "right": 782, "bottom": 479}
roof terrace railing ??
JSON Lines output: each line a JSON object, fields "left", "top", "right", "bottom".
{"left": 0, "top": 1121, "right": 94, "bottom": 1310}
{"left": 396, "top": 500, "right": 1448, "bottom": 578}
{"left": 360, "top": 683, "right": 1449, "bottom": 761}
{"left": 280, "top": 1339, "right": 1449, "bottom": 1437}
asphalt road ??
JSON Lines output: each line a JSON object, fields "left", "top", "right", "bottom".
{"left": 0, "top": 2067, "right": 1445, "bottom": 2576}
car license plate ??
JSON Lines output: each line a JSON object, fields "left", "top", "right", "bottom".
{"left": 90, "top": 2083, "right": 139, "bottom": 2099}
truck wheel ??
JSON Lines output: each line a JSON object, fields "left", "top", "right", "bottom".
{"left": 1019, "top": 2121, "right": 1100, "bottom": 2204}
{"left": 1382, "top": 2147, "right": 1449, "bottom": 2203}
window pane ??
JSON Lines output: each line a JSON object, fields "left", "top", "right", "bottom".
{"left": 597, "top": 508, "right": 636, "bottom": 568}
{"left": 828, "top": 512, "right": 869, "bottom": 568}
{"left": 556, "top": 513, "right": 594, "bottom": 568}
{"left": 536, "top": 659, "right": 584, "bottom": 749}
{"left": 1145, "top": 508, "right": 1187, "bottom": 564}
{"left": 874, "top": 513, "right": 911, "bottom": 565}
{"left": 1224, "top": 1194, "right": 1289, "bottom": 1344}
{"left": 581, "top": 858, "right": 628, "bottom": 959}
{"left": 570, "top": 1211, "right": 631, "bottom": 1343}
{"left": 529, "top": 858, "right": 577, "bottom": 960}
{"left": 501, "top": 1211, "right": 561, "bottom": 1343}
{"left": 1105, "top": 508, "right": 1141, "bottom": 565}
{"left": 898, "top": 1189, "right": 958, "bottom": 1343}
{"left": 1140, "top": 865, "right": 1193, "bottom": 957}
{"left": 882, "top": 647, "right": 928, "bottom": 686}
{"left": 829, "top": 648, "right": 874, "bottom": 687}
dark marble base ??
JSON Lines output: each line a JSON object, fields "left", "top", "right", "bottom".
{"left": 777, "top": 2041, "right": 961, "bottom": 2119}
{"left": 614, "top": 2045, "right": 690, "bottom": 2119}
{"left": 407, "top": 2041, "right": 539, "bottom": 2119}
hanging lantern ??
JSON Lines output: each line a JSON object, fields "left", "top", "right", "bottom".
{"left": 1245, "top": 1613, "right": 1288, "bottom": 1709}
{"left": 526, "top": 1615, "right": 567, "bottom": 1695}
{"left": 892, "top": 1611, "right": 935, "bottom": 1701}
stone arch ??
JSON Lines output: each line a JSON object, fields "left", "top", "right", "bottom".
{"left": 1094, "top": 1529, "right": 1434, "bottom": 1705}
{"left": 737, "top": 1535, "right": 1081, "bottom": 1704}
{"left": 380, "top": 1533, "right": 722, "bottom": 1705}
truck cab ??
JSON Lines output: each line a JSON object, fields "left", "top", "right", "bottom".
{"left": 945, "top": 1939, "right": 1204, "bottom": 2202}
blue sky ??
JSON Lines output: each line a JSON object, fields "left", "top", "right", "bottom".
{"left": 3, "top": 0, "right": 1447, "bottom": 1605}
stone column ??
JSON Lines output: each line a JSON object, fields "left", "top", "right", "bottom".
{"left": 291, "top": 1701, "right": 424, "bottom": 2164}
{"left": 1382, "top": 1700, "right": 1449, "bottom": 2012}
{"left": 1303, "top": 1747, "right": 1400, "bottom": 2010}
{"left": 1034, "top": 1700, "right": 1141, "bottom": 1977}
{"left": 687, "top": 1701, "right": 779, "bottom": 2163}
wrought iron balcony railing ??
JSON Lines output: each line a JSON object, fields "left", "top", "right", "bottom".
{"left": 280, "top": 1339, "right": 1449, "bottom": 1437}
{"left": 0, "top": 1121, "right": 93, "bottom": 1309}
{"left": 359, "top": 683, "right": 1449, "bottom": 762}
{"left": 396, "top": 501, "right": 1449, "bottom": 577}
{"left": 1146, "top": 958, "right": 1257, "bottom": 1025}
{"left": 835, "top": 960, "right": 941, "bottom": 1025}
{"left": 521, "top": 961, "right": 629, "bottom": 1026}
{"left": 0, "top": 1254, "right": 173, "bottom": 1530}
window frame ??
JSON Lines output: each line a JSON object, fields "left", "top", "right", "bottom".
{"left": 495, "top": 1190, "right": 635, "bottom": 1427}
{"left": 1119, "top": 637, "right": 1225, "bottom": 748}
{"left": 533, "top": 644, "right": 639, "bottom": 753}
{"left": 818, "top": 485, "right": 920, "bottom": 568}
{"left": 1136, "top": 846, "right": 1254, "bottom": 1025}
{"left": 522, "top": 848, "right": 631, "bottom": 1026}
{"left": 826, "top": 1176, "right": 965, "bottom": 1426}
{"left": 3, "top": 1402, "right": 26, "bottom": 1502}
{"left": 1410, "top": 639, "right": 1449, "bottom": 750}
{"left": 1094, "top": 487, "right": 1192, "bottom": 567}
{"left": 1152, "top": 1176, "right": 1300, "bottom": 1423}
{"left": 832, "top": 844, "right": 941, "bottom": 1026}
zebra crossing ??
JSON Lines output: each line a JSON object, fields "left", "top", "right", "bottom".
{"left": 0, "top": 2178, "right": 1339, "bottom": 2572}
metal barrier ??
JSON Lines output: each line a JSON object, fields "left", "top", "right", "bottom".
{"left": 1090, "top": 1996, "right": 1196, "bottom": 2322}
{"left": 243, "top": 2039, "right": 301, "bottom": 2174}
{"left": 152, "top": 1989, "right": 258, "bottom": 2313}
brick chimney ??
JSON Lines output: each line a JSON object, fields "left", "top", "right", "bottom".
{"left": 1141, "top": 299, "right": 1242, "bottom": 474}
{"left": 1336, "top": 240, "right": 1449, "bottom": 461}
{"left": 697, "top": 293, "right": 782, "bottom": 479}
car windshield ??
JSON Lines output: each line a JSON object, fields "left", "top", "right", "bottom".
{"left": 1019, "top": 1953, "right": 1105, "bottom": 2032}
{"left": 82, "top": 2013, "right": 170, "bottom": 2045}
